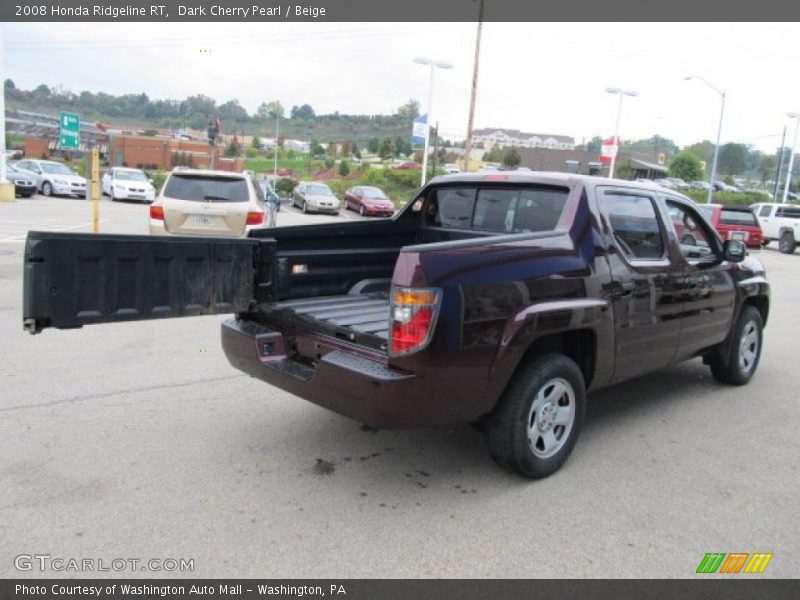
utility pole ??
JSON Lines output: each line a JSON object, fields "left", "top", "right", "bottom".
{"left": 462, "top": 0, "right": 484, "bottom": 173}
{"left": 773, "top": 125, "right": 786, "bottom": 202}
{"left": 0, "top": 25, "right": 13, "bottom": 202}
{"left": 782, "top": 112, "right": 800, "bottom": 203}
{"left": 431, "top": 121, "right": 439, "bottom": 178}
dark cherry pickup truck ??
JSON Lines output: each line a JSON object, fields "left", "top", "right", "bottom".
{"left": 22, "top": 173, "right": 770, "bottom": 478}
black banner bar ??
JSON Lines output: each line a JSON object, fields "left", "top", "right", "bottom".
{"left": 3, "top": 0, "right": 800, "bottom": 22}
{"left": 1, "top": 580, "right": 798, "bottom": 600}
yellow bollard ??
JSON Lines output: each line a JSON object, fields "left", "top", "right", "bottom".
{"left": 91, "top": 147, "right": 100, "bottom": 233}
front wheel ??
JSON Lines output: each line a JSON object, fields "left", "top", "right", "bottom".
{"left": 359, "top": 205, "right": 365, "bottom": 217}
{"left": 485, "top": 353, "right": 586, "bottom": 479}
{"left": 41, "top": 181, "right": 52, "bottom": 197}
{"left": 709, "top": 305, "right": 763, "bottom": 385}
{"left": 302, "top": 200, "right": 308, "bottom": 214}
{"left": 778, "top": 231, "right": 796, "bottom": 254}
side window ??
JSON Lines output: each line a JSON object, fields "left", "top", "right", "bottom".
{"left": 776, "top": 206, "right": 800, "bottom": 218}
{"left": 425, "top": 188, "right": 476, "bottom": 229}
{"left": 758, "top": 205, "right": 772, "bottom": 217}
{"left": 665, "top": 200, "right": 715, "bottom": 260}
{"left": 603, "top": 193, "right": 665, "bottom": 260}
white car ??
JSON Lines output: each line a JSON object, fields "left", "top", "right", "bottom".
{"left": 444, "top": 163, "right": 461, "bottom": 174}
{"left": 14, "top": 159, "right": 87, "bottom": 197}
{"left": 149, "top": 169, "right": 267, "bottom": 238}
{"left": 751, "top": 202, "right": 800, "bottom": 254}
{"left": 102, "top": 167, "right": 156, "bottom": 202}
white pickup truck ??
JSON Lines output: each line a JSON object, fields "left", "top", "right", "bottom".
{"left": 751, "top": 203, "right": 800, "bottom": 254}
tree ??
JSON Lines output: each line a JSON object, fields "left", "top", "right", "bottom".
{"left": 501, "top": 147, "right": 521, "bottom": 168}
{"left": 290, "top": 104, "right": 315, "bottom": 119}
{"left": 379, "top": 138, "right": 395, "bottom": 161}
{"left": 396, "top": 99, "right": 421, "bottom": 119}
{"left": 310, "top": 139, "right": 324, "bottom": 157}
{"left": 258, "top": 100, "right": 284, "bottom": 119}
{"left": 367, "top": 138, "right": 380, "bottom": 154}
{"left": 251, "top": 136, "right": 263, "bottom": 150}
{"left": 668, "top": 151, "right": 704, "bottom": 182}
{"left": 758, "top": 155, "right": 777, "bottom": 185}
{"left": 585, "top": 136, "right": 604, "bottom": 154}
{"left": 338, "top": 160, "right": 350, "bottom": 177}
{"left": 4, "top": 79, "right": 15, "bottom": 91}
{"left": 718, "top": 143, "right": 747, "bottom": 176}
{"left": 224, "top": 137, "right": 242, "bottom": 157}
{"left": 684, "top": 140, "right": 715, "bottom": 168}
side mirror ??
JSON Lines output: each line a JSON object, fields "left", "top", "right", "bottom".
{"left": 723, "top": 239, "right": 746, "bottom": 262}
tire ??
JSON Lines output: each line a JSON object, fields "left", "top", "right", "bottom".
{"left": 359, "top": 205, "right": 365, "bottom": 217}
{"left": 778, "top": 231, "right": 796, "bottom": 254}
{"left": 485, "top": 353, "right": 586, "bottom": 479}
{"left": 109, "top": 189, "right": 116, "bottom": 202}
{"left": 302, "top": 200, "right": 308, "bottom": 214}
{"left": 41, "top": 181, "right": 52, "bottom": 197}
{"left": 709, "top": 305, "right": 763, "bottom": 386}
{"left": 761, "top": 239, "right": 770, "bottom": 248}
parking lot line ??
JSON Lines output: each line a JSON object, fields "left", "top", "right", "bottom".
{"left": 0, "top": 219, "right": 111, "bottom": 242}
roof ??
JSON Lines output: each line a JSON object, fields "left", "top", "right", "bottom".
{"left": 630, "top": 158, "right": 668, "bottom": 173}
{"left": 472, "top": 127, "right": 575, "bottom": 144}
{"left": 170, "top": 168, "right": 247, "bottom": 179}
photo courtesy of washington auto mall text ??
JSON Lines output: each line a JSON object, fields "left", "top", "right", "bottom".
{"left": 0, "top": 0, "right": 799, "bottom": 598}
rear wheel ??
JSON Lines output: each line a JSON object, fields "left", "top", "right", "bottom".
{"left": 779, "top": 231, "right": 796, "bottom": 254}
{"left": 709, "top": 305, "right": 763, "bottom": 385}
{"left": 485, "top": 353, "right": 585, "bottom": 479}
{"left": 41, "top": 181, "right": 52, "bottom": 197}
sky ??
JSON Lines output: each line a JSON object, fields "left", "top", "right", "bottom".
{"left": 2, "top": 21, "right": 800, "bottom": 152}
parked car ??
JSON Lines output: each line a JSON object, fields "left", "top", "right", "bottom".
{"left": 277, "top": 168, "right": 291, "bottom": 177}
{"left": 5, "top": 162, "right": 37, "bottom": 197}
{"left": 395, "top": 161, "right": 421, "bottom": 170}
{"left": 23, "top": 173, "right": 768, "bottom": 479}
{"left": 690, "top": 181, "right": 712, "bottom": 190}
{"left": 666, "top": 177, "right": 690, "bottom": 190}
{"left": 654, "top": 178, "right": 677, "bottom": 190}
{"left": 343, "top": 185, "right": 395, "bottom": 217}
{"left": 750, "top": 202, "right": 800, "bottom": 253}
{"left": 101, "top": 167, "right": 156, "bottom": 202}
{"left": 443, "top": 164, "right": 461, "bottom": 174}
{"left": 292, "top": 182, "right": 340, "bottom": 214}
{"left": 14, "top": 159, "right": 86, "bottom": 197}
{"left": 148, "top": 169, "right": 266, "bottom": 238}
{"left": 713, "top": 181, "right": 741, "bottom": 193}
{"left": 696, "top": 203, "right": 763, "bottom": 248}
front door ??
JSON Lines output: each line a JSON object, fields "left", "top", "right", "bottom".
{"left": 597, "top": 188, "right": 685, "bottom": 382}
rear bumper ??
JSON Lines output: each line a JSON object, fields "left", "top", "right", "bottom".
{"left": 221, "top": 318, "right": 440, "bottom": 429}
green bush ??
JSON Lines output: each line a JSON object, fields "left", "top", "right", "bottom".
{"left": 683, "top": 189, "right": 769, "bottom": 207}
{"left": 275, "top": 176, "right": 298, "bottom": 196}
{"left": 245, "top": 148, "right": 258, "bottom": 159}
{"left": 363, "top": 169, "right": 387, "bottom": 186}
{"left": 385, "top": 168, "right": 420, "bottom": 187}
{"left": 324, "top": 157, "right": 335, "bottom": 169}
{"left": 338, "top": 160, "right": 350, "bottom": 177}
{"left": 148, "top": 170, "right": 167, "bottom": 193}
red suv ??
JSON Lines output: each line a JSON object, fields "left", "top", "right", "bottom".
{"left": 697, "top": 204, "right": 763, "bottom": 248}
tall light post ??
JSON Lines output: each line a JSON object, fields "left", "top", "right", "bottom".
{"left": 414, "top": 57, "right": 453, "bottom": 186}
{"left": 782, "top": 112, "right": 800, "bottom": 203}
{"left": 273, "top": 109, "right": 279, "bottom": 188}
{"left": 605, "top": 87, "right": 638, "bottom": 179}
{"left": 685, "top": 75, "right": 725, "bottom": 204}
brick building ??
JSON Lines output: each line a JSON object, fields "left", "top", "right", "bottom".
{"left": 108, "top": 135, "right": 242, "bottom": 171}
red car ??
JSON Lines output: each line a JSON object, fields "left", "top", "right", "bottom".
{"left": 343, "top": 185, "right": 395, "bottom": 217}
{"left": 697, "top": 204, "right": 763, "bottom": 248}
{"left": 395, "top": 161, "right": 421, "bottom": 170}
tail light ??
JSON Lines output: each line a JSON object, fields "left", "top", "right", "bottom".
{"left": 246, "top": 210, "right": 265, "bottom": 225}
{"left": 149, "top": 205, "right": 164, "bottom": 220}
{"left": 389, "top": 287, "right": 442, "bottom": 356}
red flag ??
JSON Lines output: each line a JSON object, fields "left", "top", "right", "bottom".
{"left": 215, "top": 117, "right": 221, "bottom": 132}
{"left": 600, "top": 137, "right": 618, "bottom": 164}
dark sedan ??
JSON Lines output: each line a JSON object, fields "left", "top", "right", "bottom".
{"left": 343, "top": 185, "right": 395, "bottom": 217}
{"left": 6, "top": 162, "right": 37, "bottom": 197}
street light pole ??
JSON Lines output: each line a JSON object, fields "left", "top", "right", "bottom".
{"left": 782, "top": 112, "right": 800, "bottom": 203}
{"left": 414, "top": 57, "right": 453, "bottom": 186}
{"left": 273, "top": 110, "right": 279, "bottom": 187}
{"left": 605, "top": 87, "right": 638, "bottom": 179}
{"left": 685, "top": 76, "right": 725, "bottom": 204}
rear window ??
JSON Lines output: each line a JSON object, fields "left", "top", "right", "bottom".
{"left": 425, "top": 186, "right": 569, "bottom": 233}
{"left": 776, "top": 206, "right": 800, "bottom": 218}
{"left": 164, "top": 174, "right": 249, "bottom": 202}
{"left": 719, "top": 209, "right": 757, "bottom": 226}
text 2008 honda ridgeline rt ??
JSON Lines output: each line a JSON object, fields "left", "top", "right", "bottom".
{"left": 23, "top": 173, "right": 769, "bottom": 478}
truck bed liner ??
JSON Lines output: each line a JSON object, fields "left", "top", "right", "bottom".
{"left": 273, "top": 293, "right": 391, "bottom": 340}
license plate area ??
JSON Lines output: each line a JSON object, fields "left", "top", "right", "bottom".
{"left": 729, "top": 231, "right": 748, "bottom": 241}
{"left": 187, "top": 214, "right": 223, "bottom": 228}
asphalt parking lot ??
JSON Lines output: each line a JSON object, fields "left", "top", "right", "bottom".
{"left": 1, "top": 195, "right": 798, "bottom": 578}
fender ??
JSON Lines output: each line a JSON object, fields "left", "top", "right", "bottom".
{"left": 489, "top": 298, "right": 614, "bottom": 391}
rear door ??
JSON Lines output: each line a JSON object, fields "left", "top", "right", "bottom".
{"left": 23, "top": 231, "right": 276, "bottom": 334}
